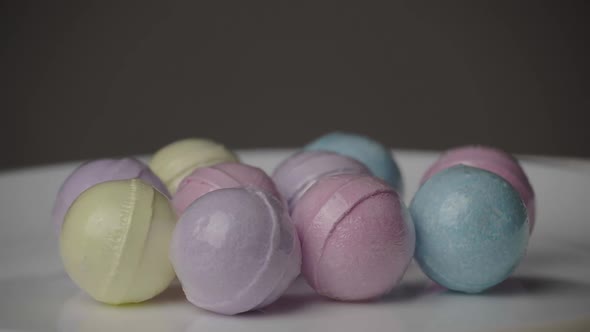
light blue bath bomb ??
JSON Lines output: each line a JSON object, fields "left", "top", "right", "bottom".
{"left": 410, "top": 165, "right": 529, "bottom": 293}
{"left": 304, "top": 132, "right": 403, "bottom": 193}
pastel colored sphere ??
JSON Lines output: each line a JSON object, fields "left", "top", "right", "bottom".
{"left": 292, "top": 174, "right": 415, "bottom": 301}
{"left": 421, "top": 145, "right": 535, "bottom": 232}
{"left": 60, "top": 179, "right": 177, "bottom": 304}
{"left": 410, "top": 165, "right": 529, "bottom": 293}
{"left": 170, "top": 188, "right": 301, "bottom": 315}
{"left": 172, "top": 162, "right": 280, "bottom": 216}
{"left": 272, "top": 151, "right": 370, "bottom": 212}
{"left": 150, "top": 138, "right": 238, "bottom": 194}
{"left": 304, "top": 132, "right": 403, "bottom": 193}
{"left": 52, "top": 158, "right": 168, "bottom": 231}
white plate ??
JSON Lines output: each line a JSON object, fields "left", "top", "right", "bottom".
{"left": 1, "top": 150, "right": 589, "bottom": 332}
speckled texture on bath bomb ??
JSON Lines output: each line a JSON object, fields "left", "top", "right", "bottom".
{"left": 173, "top": 162, "right": 280, "bottom": 216}
{"left": 272, "top": 151, "right": 370, "bottom": 212}
{"left": 291, "top": 174, "right": 415, "bottom": 301}
{"left": 421, "top": 145, "right": 535, "bottom": 232}
{"left": 170, "top": 188, "right": 301, "bottom": 315}
{"left": 304, "top": 132, "right": 403, "bottom": 193}
{"left": 60, "top": 179, "right": 177, "bottom": 304}
{"left": 52, "top": 158, "right": 168, "bottom": 231}
{"left": 411, "top": 165, "right": 529, "bottom": 293}
{"left": 150, "top": 138, "right": 238, "bottom": 194}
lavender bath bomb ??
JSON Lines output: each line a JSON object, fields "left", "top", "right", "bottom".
{"left": 170, "top": 188, "right": 301, "bottom": 315}
{"left": 272, "top": 151, "right": 370, "bottom": 212}
{"left": 52, "top": 158, "right": 168, "bottom": 231}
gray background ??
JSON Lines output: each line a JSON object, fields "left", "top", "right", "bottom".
{"left": 2, "top": 1, "right": 588, "bottom": 170}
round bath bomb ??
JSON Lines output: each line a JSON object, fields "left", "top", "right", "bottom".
{"left": 421, "top": 145, "right": 535, "bottom": 231}
{"left": 170, "top": 188, "right": 301, "bottom": 315}
{"left": 410, "top": 165, "right": 529, "bottom": 293}
{"left": 304, "top": 132, "right": 403, "bottom": 193}
{"left": 272, "top": 151, "right": 370, "bottom": 212}
{"left": 291, "top": 173, "right": 415, "bottom": 301}
{"left": 150, "top": 138, "right": 237, "bottom": 194}
{"left": 60, "top": 179, "right": 177, "bottom": 304}
{"left": 172, "top": 162, "right": 280, "bottom": 216}
{"left": 52, "top": 158, "right": 168, "bottom": 231}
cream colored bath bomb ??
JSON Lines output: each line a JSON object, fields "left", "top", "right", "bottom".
{"left": 149, "top": 138, "right": 237, "bottom": 194}
{"left": 60, "top": 179, "right": 177, "bottom": 304}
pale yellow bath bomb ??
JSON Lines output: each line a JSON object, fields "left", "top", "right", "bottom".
{"left": 150, "top": 138, "right": 237, "bottom": 194}
{"left": 60, "top": 179, "right": 176, "bottom": 304}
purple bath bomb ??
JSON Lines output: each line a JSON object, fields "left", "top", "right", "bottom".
{"left": 420, "top": 146, "right": 535, "bottom": 232}
{"left": 172, "top": 162, "right": 281, "bottom": 216}
{"left": 52, "top": 158, "right": 169, "bottom": 231}
{"left": 272, "top": 151, "right": 370, "bottom": 212}
{"left": 292, "top": 173, "right": 415, "bottom": 301}
{"left": 170, "top": 188, "right": 301, "bottom": 315}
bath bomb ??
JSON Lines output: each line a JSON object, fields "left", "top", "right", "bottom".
{"left": 170, "top": 188, "right": 301, "bottom": 315}
{"left": 52, "top": 158, "right": 168, "bottom": 231}
{"left": 172, "top": 162, "right": 280, "bottom": 216}
{"left": 60, "top": 179, "right": 177, "bottom": 304}
{"left": 272, "top": 151, "right": 370, "bottom": 212}
{"left": 291, "top": 173, "right": 415, "bottom": 301}
{"left": 421, "top": 145, "right": 535, "bottom": 231}
{"left": 410, "top": 165, "right": 529, "bottom": 293}
{"left": 304, "top": 132, "right": 403, "bottom": 193}
{"left": 150, "top": 138, "right": 238, "bottom": 194}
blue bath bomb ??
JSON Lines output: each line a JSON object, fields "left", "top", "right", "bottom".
{"left": 410, "top": 165, "right": 529, "bottom": 293}
{"left": 304, "top": 132, "right": 403, "bottom": 193}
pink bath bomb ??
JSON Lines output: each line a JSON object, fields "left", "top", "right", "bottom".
{"left": 420, "top": 146, "right": 535, "bottom": 231}
{"left": 272, "top": 151, "right": 370, "bottom": 212}
{"left": 292, "top": 174, "right": 415, "bottom": 301}
{"left": 172, "top": 162, "right": 280, "bottom": 216}
{"left": 170, "top": 188, "right": 301, "bottom": 315}
{"left": 52, "top": 158, "right": 168, "bottom": 231}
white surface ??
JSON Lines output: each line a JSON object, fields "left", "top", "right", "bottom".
{"left": 1, "top": 149, "right": 589, "bottom": 332}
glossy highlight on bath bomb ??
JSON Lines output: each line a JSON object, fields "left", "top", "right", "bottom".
{"left": 170, "top": 188, "right": 301, "bottom": 315}
{"left": 304, "top": 132, "right": 403, "bottom": 193}
{"left": 150, "top": 138, "right": 237, "bottom": 194}
{"left": 60, "top": 179, "right": 177, "bottom": 304}
{"left": 172, "top": 162, "right": 280, "bottom": 216}
{"left": 411, "top": 165, "right": 529, "bottom": 293}
{"left": 421, "top": 145, "right": 535, "bottom": 231}
{"left": 292, "top": 174, "right": 415, "bottom": 301}
{"left": 272, "top": 151, "right": 370, "bottom": 212}
{"left": 52, "top": 157, "right": 168, "bottom": 231}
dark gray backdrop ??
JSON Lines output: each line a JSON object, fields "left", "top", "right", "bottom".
{"left": 2, "top": 1, "right": 588, "bottom": 170}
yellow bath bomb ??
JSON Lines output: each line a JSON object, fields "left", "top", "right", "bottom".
{"left": 150, "top": 138, "right": 237, "bottom": 194}
{"left": 60, "top": 179, "right": 177, "bottom": 304}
